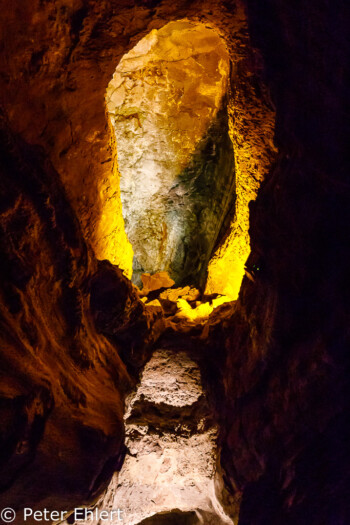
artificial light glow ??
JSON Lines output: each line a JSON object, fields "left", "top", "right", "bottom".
{"left": 105, "top": 21, "right": 231, "bottom": 285}
{"left": 205, "top": 153, "right": 264, "bottom": 300}
{"left": 94, "top": 119, "right": 133, "bottom": 278}
{"left": 205, "top": 71, "right": 277, "bottom": 299}
{"left": 101, "top": 20, "right": 276, "bottom": 296}
{"left": 176, "top": 295, "right": 231, "bottom": 321}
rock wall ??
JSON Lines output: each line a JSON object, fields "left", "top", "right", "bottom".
{"left": 201, "top": 1, "right": 350, "bottom": 524}
{"left": 1, "top": 0, "right": 348, "bottom": 524}
{"left": 0, "top": 0, "right": 275, "bottom": 298}
{"left": 0, "top": 0, "right": 274, "bottom": 518}
{"left": 66, "top": 348, "right": 233, "bottom": 525}
{"left": 0, "top": 115, "right": 157, "bottom": 522}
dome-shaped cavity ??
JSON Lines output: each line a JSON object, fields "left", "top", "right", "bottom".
{"left": 106, "top": 21, "right": 234, "bottom": 287}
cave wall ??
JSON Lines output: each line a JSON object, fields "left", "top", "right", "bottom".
{"left": 0, "top": 113, "right": 160, "bottom": 521}
{"left": 0, "top": 0, "right": 273, "bottom": 517}
{"left": 0, "top": 0, "right": 275, "bottom": 298}
{"left": 1, "top": 0, "right": 349, "bottom": 524}
{"left": 204, "top": 1, "right": 350, "bottom": 524}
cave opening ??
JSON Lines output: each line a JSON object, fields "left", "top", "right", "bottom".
{"left": 106, "top": 21, "right": 235, "bottom": 294}
{"left": 96, "top": 18, "right": 276, "bottom": 307}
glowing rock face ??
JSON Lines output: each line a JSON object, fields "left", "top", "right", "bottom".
{"left": 140, "top": 271, "right": 175, "bottom": 295}
{"left": 106, "top": 22, "right": 234, "bottom": 287}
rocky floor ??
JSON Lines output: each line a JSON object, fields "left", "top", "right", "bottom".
{"left": 63, "top": 347, "right": 233, "bottom": 524}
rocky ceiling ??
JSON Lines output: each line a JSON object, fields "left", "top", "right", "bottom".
{"left": 0, "top": 0, "right": 349, "bottom": 524}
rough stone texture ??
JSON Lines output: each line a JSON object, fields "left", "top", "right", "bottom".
{"left": 0, "top": 116, "right": 126, "bottom": 521}
{"left": 64, "top": 349, "right": 233, "bottom": 525}
{"left": 140, "top": 272, "right": 175, "bottom": 296}
{"left": 89, "top": 261, "right": 165, "bottom": 374}
{"left": 0, "top": 1, "right": 349, "bottom": 524}
{"left": 199, "top": 2, "right": 350, "bottom": 524}
{"left": 106, "top": 21, "right": 234, "bottom": 287}
{"left": 0, "top": 0, "right": 275, "bottom": 298}
{"left": 0, "top": 114, "right": 161, "bottom": 522}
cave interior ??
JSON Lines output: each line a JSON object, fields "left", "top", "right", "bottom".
{"left": 0, "top": 1, "right": 349, "bottom": 524}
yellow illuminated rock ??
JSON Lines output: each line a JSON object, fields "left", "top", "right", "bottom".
{"left": 205, "top": 54, "right": 277, "bottom": 300}
{"left": 106, "top": 21, "right": 233, "bottom": 287}
{"left": 103, "top": 19, "right": 276, "bottom": 298}
{"left": 140, "top": 271, "right": 175, "bottom": 295}
{"left": 176, "top": 295, "right": 231, "bottom": 322}
{"left": 94, "top": 120, "right": 134, "bottom": 279}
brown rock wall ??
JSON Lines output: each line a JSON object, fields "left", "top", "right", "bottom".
{"left": 1, "top": 1, "right": 348, "bottom": 524}
{"left": 201, "top": 2, "right": 350, "bottom": 523}
{"left": 0, "top": 0, "right": 275, "bottom": 293}
{"left": 0, "top": 115, "right": 154, "bottom": 521}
